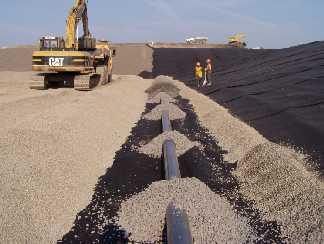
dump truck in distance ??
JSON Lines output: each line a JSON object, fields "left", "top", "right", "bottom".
{"left": 228, "top": 33, "right": 247, "bottom": 48}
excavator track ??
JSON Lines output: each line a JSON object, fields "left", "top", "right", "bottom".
{"left": 30, "top": 70, "right": 111, "bottom": 91}
{"left": 74, "top": 65, "right": 111, "bottom": 91}
{"left": 30, "top": 74, "right": 48, "bottom": 90}
{"left": 74, "top": 74, "right": 93, "bottom": 91}
{"left": 74, "top": 56, "right": 112, "bottom": 91}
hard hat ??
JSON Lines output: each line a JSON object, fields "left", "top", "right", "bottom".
{"left": 196, "top": 62, "right": 201, "bottom": 66}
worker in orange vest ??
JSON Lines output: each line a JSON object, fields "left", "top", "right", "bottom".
{"left": 195, "top": 62, "right": 203, "bottom": 88}
{"left": 204, "top": 58, "right": 212, "bottom": 86}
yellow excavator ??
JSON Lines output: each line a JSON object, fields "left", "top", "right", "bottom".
{"left": 31, "top": 0, "right": 115, "bottom": 90}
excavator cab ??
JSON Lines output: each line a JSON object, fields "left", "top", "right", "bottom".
{"left": 39, "top": 36, "right": 65, "bottom": 51}
{"left": 40, "top": 36, "right": 96, "bottom": 51}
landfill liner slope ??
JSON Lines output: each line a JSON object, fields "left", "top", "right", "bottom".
{"left": 151, "top": 41, "right": 324, "bottom": 172}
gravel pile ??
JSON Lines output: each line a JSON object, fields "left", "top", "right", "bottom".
{"left": 117, "top": 178, "right": 255, "bottom": 243}
{"left": 0, "top": 72, "right": 152, "bottom": 243}
{"left": 146, "top": 91, "right": 176, "bottom": 104}
{"left": 146, "top": 76, "right": 180, "bottom": 99}
{"left": 143, "top": 103, "right": 186, "bottom": 121}
{"left": 154, "top": 75, "right": 174, "bottom": 83}
{"left": 237, "top": 142, "right": 324, "bottom": 243}
{"left": 137, "top": 130, "right": 200, "bottom": 158}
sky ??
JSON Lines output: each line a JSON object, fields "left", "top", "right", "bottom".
{"left": 1, "top": 0, "right": 324, "bottom": 48}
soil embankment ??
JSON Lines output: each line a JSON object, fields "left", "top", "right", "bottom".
{"left": 111, "top": 44, "right": 153, "bottom": 76}
{"left": 0, "top": 44, "right": 153, "bottom": 75}
{"left": 0, "top": 46, "right": 36, "bottom": 72}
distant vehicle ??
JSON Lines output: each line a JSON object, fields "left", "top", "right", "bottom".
{"left": 185, "top": 37, "right": 208, "bottom": 45}
{"left": 228, "top": 33, "right": 247, "bottom": 48}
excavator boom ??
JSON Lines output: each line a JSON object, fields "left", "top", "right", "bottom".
{"left": 65, "top": 0, "right": 91, "bottom": 49}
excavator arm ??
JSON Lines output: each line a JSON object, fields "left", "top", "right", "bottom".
{"left": 65, "top": 0, "right": 91, "bottom": 49}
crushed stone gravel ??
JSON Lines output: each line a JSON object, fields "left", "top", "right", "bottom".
{"left": 0, "top": 72, "right": 152, "bottom": 244}
{"left": 155, "top": 75, "right": 175, "bottom": 83}
{"left": 175, "top": 78, "right": 267, "bottom": 164}
{"left": 146, "top": 76, "right": 180, "bottom": 99}
{"left": 143, "top": 103, "right": 186, "bottom": 121}
{"left": 137, "top": 130, "right": 200, "bottom": 158}
{"left": 117, "top": 177, "right": 255, "bottom": 243}
{"left": 146, "top": 91, "right": 176, "bottom": 104}
{"left": 236, "top": 142, "right": 324, "bottom": 243}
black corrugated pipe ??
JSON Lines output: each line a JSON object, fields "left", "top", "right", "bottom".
{"left": 166, "top": 202, "right": 193, "bottom": 244}
{"left": 162, "top": 110, "right": 172, "bottom": 132}
{"left": 163, "top": 139, "right": 181, "bottom": 180}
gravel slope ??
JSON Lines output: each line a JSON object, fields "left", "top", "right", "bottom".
{"left": 238, "top": 142, "right": 324, "bottom": 243}
{"left": 0, "top": 72, "right": 152, "bottom": 243}
{"left": 171, "top": 77, "right": 324, "bottom": 243}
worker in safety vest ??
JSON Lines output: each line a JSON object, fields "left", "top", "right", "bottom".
{"left": 205, "top": 58, "right": 212, "bottom": 86}
{"left": 195, "top": 62, "right": 203, "bottom": 88}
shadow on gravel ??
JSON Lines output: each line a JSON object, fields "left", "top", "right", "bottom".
{"left": 59, "top": 104, "right": 164, "bottom": 244}
{"left": 138, "top": 71, "right": 154, "bottom": 79}
{"left": 173, "top": 96, "right": 287, "bottom": 243}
